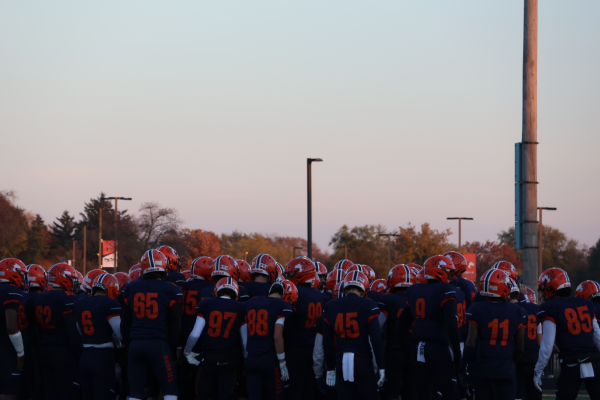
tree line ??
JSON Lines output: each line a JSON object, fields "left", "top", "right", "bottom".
{"left": 1, "top": 190, "right": 598, "bottom": 290}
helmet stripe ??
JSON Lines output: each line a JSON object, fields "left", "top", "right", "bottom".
{"left": 148, "top": 250, "right": 155, "bottom": 269}
{"left": 403, "top": 265, "right": 411, "bottom": 284}
{"left": 594, "top": 282, "right": 600, "bottom": 292}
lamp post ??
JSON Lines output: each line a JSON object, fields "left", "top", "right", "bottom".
{"left": 337, "top": 245, "right": 356, "bottom": 260}
{"left": 307, "top": 158, "right": 323, "bottom": 259}
{"left": 379, "top": 233, "right": 401, "bottom": 269}
{"left": 293, "top": 246, "right": 303, "bottom": 258}
{"left": 447, "top": 217, "right": 474, "bottom": 250}
{"left": 98, "top": 207, "right": 111, "bottom": 269}
{"left": 537, "top": 207, "right": 556, "bottom": 276}
{"left": 101, "top": 197, "right": 132, "bottom": 271}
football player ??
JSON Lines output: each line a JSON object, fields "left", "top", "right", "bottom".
{"left": 35, "top": 262, "right": 83, "bottom": 399}
{"left": 461, "top": 269, "right": 526, "bottom": 400}
{"left": 243, "top": 254, "right": 279, "bottom": 298}
{"left": 284, "top": 257, "right": 324, "bottom": 400}
{"left": 323, "top": 271, "right": 385, "bottom": 398}
{"left": 535, "top": 268, "right": 600, "bottom": 399}
{"left": 183, "top": 277, "right": 247, "bottom": 400}
{"left": 444, "top": 252, "right": 476, "bottom": 304}
{"left": 516, "top": 281, "right": 542, "bottom": 400}
{"left": 204, "top": 256, "right": 249, "bottom": 301}
{"left": 0, "top": 258, "right": 27, "bottom": 400}
{"left": 323, "top": 269, "right": 344, "bottom": 305}
{"left": 244, "top": 279, "right": 295, "bottom": 400}
{"left": 315, "top": 262, "right": 328, "bottom": 292}
{"left": 158, "top": 245, "right": 186, "bottom": 286}
{"left": 74, "top": 273, "right": 123, "bottom": 400}
{"left": 121, "top": 249, "right": 182, "bottom": 400}
{"left": 396, "top": 255, "right": 461, "bottom": 400}
{"left": 577, "top": 280, "right": 600, "bottom": 319}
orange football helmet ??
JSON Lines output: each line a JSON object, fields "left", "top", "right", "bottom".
{"left": 0, "top": 258, "right": 27, "bottom": 288}
{"left": 214, "top": 277, "right": 239, "bottom": 299}
{"left": 92, "top": 273, "right": 119, "bottom": 299}
{"left": 113, "top": 272, "right": 130, "bottom": 295}
{"left": 526, "top": 287, "right": 536, "bottom": 303}
{"left": 251, "top": 254, "right": 279, "bottom": 283}
{"left": 236, "top": 260, "right": 252, "bottom": 283}
{"left": 48, "top": 263, "right": 78, "bottom": 292}
{"left": 212, "top": 255, "right": 239, "bottom": 281}
{"left": 313, "top": 273, "right": 321, "bottom": 290}
{"left": 191, "top": 257, "right": 214, "bottom": 281}
{"left": 271, "top": 279, "right": 298, "bottom": 306}
{"left": 576, "top": 280, "right": 600, "bottom": 301}
{"left": 492, "top": 261, "right": 518, "bottom": 281}
{"left": 315, "top": 262, "right": 328, "bottom": 278}
{"left": 334, "top": 259, "right": 355, "bottom": 272}
{"left": 129, "top": 267, "right": 141, "bottom": 281}
{"left": 157, "top": 245, "right": 181, "bottom": 271}
{"left": 443, "top": 252, "right": 468, "bottom": 276}
{"left": 140, "top": 249, "right": 168, "bottom": 276}
{"left": 388, "top": 264, "right": 415, "bottom": 289}
{"left": 538, "top": 268, "right": 571, "bottom": 300}
{"left": 343, "top": 270, "right": 369, "bottom": 297}
{"left": 285, "top": 257, "right": 316, "bottom": 286}
{"left": 480, "top": 269, "right": 511, "bottom": 301}
{"left": 370, "top": 279, "right": 388, "bottom": 295}
{"left": 423, "top": 256, "right": 455, "bottom": 283}
{"left": 26, "top": 264, "right": 48, "bottom": 290}
{"left": 326, "top": 269, "right": 345, "bottom": 293}
{"left": 332, "top": 282, "right": 344, "bottom": 299}
{"left": 129, "top": 264, "right": 141, "bottom": 274}
{"left": 82, "top": 269, "right": 105, "bottom": 292}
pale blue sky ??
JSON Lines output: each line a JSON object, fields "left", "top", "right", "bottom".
{"left": 2, "top": 1, "right": 599, "bottom": 252}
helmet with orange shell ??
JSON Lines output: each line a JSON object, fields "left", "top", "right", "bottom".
{"left": 332, "top": 282, "right": 344, "bottom": 299}
{"left": 334, "top": 259, "right": 355, "bottom": 272}
{"left": 326, "top": 269, "right": 345, "bottom": 293}
{"left": 492, "top": 261, "right": 518, "bottom": 281}
{"left": 82, "top": 269, "right": 105, "bottom": 292}
{"left": 236, "top": 260, "right": 252, "bottom": 283}
{"left": 213, "top": 277, "right": 239, "bottom": 300}
{"left": 26, "top": 264, "right": 48, "bottom": 291}
{"left": 92, "top": 273, "right": 119, "bottom": 299}
{"left": 129, "top": 267, "right": 141, "bottom": 281}
{"left": 157, "top": 245, "right": 181, "bottom": 272}
{"left": 182, "top": 270, "right": 191, "bottom": 281}
{"left": 48, "top": 263, "right": 79, "bottom": 292}
{"left": 508, "top": 278, "right": 520, "bottom": 296}
{"left": 212, "top": 255, "right": 239, "bottom": 281}
{"left": 129, "top": 264, "right": 141, "bottom": 274}
{"left": 285, "top": 257, "right": 316, "bottom": 286}
{"left": 443, "top": 252, "right": 468, "bottom": 276}
{"left": 0, "top": 258, "right": 27, "bottom": 288}
{"left": 191, "top": 257, "right": 214, "bottom": 281}
{"left": 270, "top": 279, "right": 298, "bottom": 306}
{"left": 526, "top": 287, "right": 537, "bottom": 304}
{"left": 370, "top": 279, "right": 388, "bottom": 295}
{"left": 538, "top": 268, "right": 571, "bottom": 300}
{"left": 406, "top": 264, "right": 423, "bottom": 273}
{"left": 423, "top": 255, "right": 456, "bottom": 283}
{"left": 479, "top": 268, "right": 511, "bottom": 301}
{"left": 416, "top": 268, "right": 428, "bottom": 284}
{"left": 315, "top": 262, "right": 328, "bottom": 278}
{"left": 113, "top": 272, "right": 130, "bottom": 295}
{"left": 343, "top": 270, "right": 369, "bottom": 297}
{"left": 360, "top": 265, "right": 376, "bottom": 284}
{"left": 140, "top": 249, "right": 168, "bottom": 276}
{"left": 409, "top": 267, "right": 420, "bottom": 277}
{"left": 313, "top": 273, "right": 321, "bottom": 290}
{"left": 251, "top": 254, "right": 279, "bottom": 283}
{"left": 388, "top": 264, "right": 415, "bottom": 289}
{"left": 345, "top": 264, "right": 365, "bottom": 277}
{"left": 576, "top": 280, "right": 600, "bottom": 301}
{"left": 276, "top": 263, "right": 285, "bottom": 279}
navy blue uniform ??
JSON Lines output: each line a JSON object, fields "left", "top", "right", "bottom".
{"left": 283, "top": 286, "right": 323, "bottom": 400}
{"left": 166, "top": 271, "right": 186, "bottom": 286}
{"left": 245, "top": 296, "right": 293, "bottom": 400}
{"left": 122, "top": 278, "right": 182, "bottom": 398}
{"left": 516, "top": 301, "right": 542, "bottom": 400}
{"left": 467, "top": 301, "right": 526, "bottom": 399}
{"left": 18, "top": 290, "right": 44, "bottom": 399}
{"left": 74, "top": 295, "right": 122, "bottom": 400}
{"left": 403, "top": 282, "right": 459, "bottom": 400}
{"left": 382, "top": 290, "right": 415, "bottom": 400}
{"left": 0, "top": 283, "right": 24, "bottom": 395}
{"left": 456, "top": 277, "right": 476, "bottom": 307}
{"left": 321, "top": 291, "right": 332, "bottom": 305}
{"left": 537, "top": 297, "right": 600, "bottom": 399}
{"left": 241, "top": 281, "right": 271, "bottom": 298}
{"left": 35, "top": 289, "right": 82, "bottom": 399}
{"left": 194, "top": 297, "right": 246, "bottom": 400}
{"left": 323, "top": 293, "right": 384, "bottom": 399}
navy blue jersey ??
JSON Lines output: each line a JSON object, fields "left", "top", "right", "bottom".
{"left": 166, "top": 271, "right": 186, "bottom": 286}
{"left": 18, "top": 290, "right": 41, "bottom": 349}
{"left": 382, "top": 291, "right": 408, "bottom": 353}
{"left": 473, "top": 291, "right": 485, "bottom": 303}
{"left": 195, "top": 297, "right": 246, "bottom": 354}
{"left": 34, "top": 290, "right": 78, "bottom": 346}
{"left": 518, "top": 301, "right": 540, "bottom": 354}
{"left": 245, "top": 296, "right": 293, "bottom": 357}
{"left": 537, "top": 297, "right": 597, "bottom": 355}
{"left": 283, "top": 286, "right": 323, "bottom": 349}
{"left": 593, "top": 301, "right": 600, "bottom": 322}
{"left": 73, "top": 295, "right": 122, "bottom": 345}
{"left": 315, "top": 315, "right": 324, "bottom": 335}
{"left": 451, "top": 281, "right": 468, "bottom": 342}
{"left": 456, "top": 277, "right": 476, "bottom": 306}
{"left": 123, "top": 279, "right": 182, "bottom": 341}
{"left": 323, "top": 293, "right": 384, "bottom": 368}
{"left": 466, "top": 301, "right": 526, "bottom": 378}
{"left": 518, "top": 292, "right": 527, "bottom": 302}
{"left": 406, "top": 282, "right": 456, "bottom": 345}
{"left": 0, "top": 283, "right": 24, "bottom": 344}
{"left": 241, "top": 281, "right": 271, "bottom": 298}
{"left": 367, "top": 290, "right": 387, "bottom": 313}
{"left": 321, "top": 291, "right": 332, "bottom": 305}
{"left": 76, "top": 292, "right": 90, "bottom": 302}
{"left": 179, "top": 279, "right": 213, "bottom": 347}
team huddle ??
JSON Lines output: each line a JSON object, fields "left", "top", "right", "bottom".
{"left": 1, "top": 247, "right": 600, "bottom": 400}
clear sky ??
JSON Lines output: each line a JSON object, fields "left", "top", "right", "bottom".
{"left": 2, "top": 1, "right": 599, "bottom": 252}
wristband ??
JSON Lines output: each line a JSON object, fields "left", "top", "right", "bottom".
{"left": 9, "top": 332, "right": 24, "bottom": 357}
{"left": 277, "top": 352, "right": 285, "bottom": 361}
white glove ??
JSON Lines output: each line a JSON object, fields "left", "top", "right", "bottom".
{"left": 279, "top": 361, "right": 289, "bottom": 381}
{"left": 377, "top": 369, "right": 386, "bottom": 387}
{"left": 533, "top": 372, "right": 542, "bottom": 391}
{"left": 326, "top": 370, "right": 336, "bottom": 387}
{"left": 185, "top": 352, "right": 200, "bottom": 366}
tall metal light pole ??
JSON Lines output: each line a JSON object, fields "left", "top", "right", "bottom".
{"left": 307, "top": 158, "right": 323, "bottom": 260}
{"left": 101, "top": 197, "right": 132, "bottom": 271}
{"left": 293, "top": 246, "right": 303, "bottom": 258}
{"left": 379, "top": 233, "right": 401, "bottom": 270}
{"left": 537, "top": 207, "right": 556, "bottom": 277}
{"left": 99, "top": 208, "right": 103, "bottom": 268}
{"left": 447, "top": 218, "right": 474, "bottom": 250}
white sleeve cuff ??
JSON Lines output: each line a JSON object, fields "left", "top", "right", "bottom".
{"left": 9, "top": 332, "right": 24, "bottom": 357}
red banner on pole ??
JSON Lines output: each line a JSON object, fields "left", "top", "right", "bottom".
{"left": 102, "top": 240, "right": 116, "bottom": 268}
{"left": 463, "top": 253, "right": 477, "bottom": 283}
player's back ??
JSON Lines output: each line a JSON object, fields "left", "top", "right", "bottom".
{"left": 406, "top": 282, "right": 456, "bottom": 345}
{"left": 245, "top": 296, "right": 293, "bottom": 357}
{"left": 321, "top": 291, "right": 332, "bottom": 305}
{"left": 196, "top": 297, "right": 245, "bottom": 356}
{"left": 73, "top": 295, "right": 122, "bottom": 345}
{"left": 180, "top": 279, "right": 213, "bottom": 347}
{"left": 18, "top": 290, "right": 40, "bottom": 350}
{"left": 123, "top": 278, "right": 182, "bottom": 341}
{"left": 518, "top": 301, "right": 540, "bottom": 355}
{"left": 34, "top": 290, "right": 77, "bottom": 346}
{"left": 165, "top": 270, "right": 186, "bottom": 286}
{"left": 242, "top": 281, "right": 271, "bottom": 298}
{"left": 382, "top": 291, "right": 408, "bottom": 353}
{"left": 283, "top": 286, "right": 323, "bottom": 349}
{"left": 0, "top": 283, "right": 24, "bottom": 343}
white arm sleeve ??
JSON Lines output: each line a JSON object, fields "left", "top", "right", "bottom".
{"left": 312, "top": 333, "right": 324, "bottom": 378}
{"left": 276, "top": 317, "right": 286, "bottom": 326}
{"left": 534, "top": 320, "right": 556, "bottom": 376}
{"left": 108, "top": 316, "right": 123, "bottom": 341}
{"left": 592, "top": 318, "right": 600, "bottom": 352}
{"left": 378, "top": 313, "right": 387, "bottom": 328}
{"left": 240, "top": 324, "right": 248, "bottom": 359}
{"left": 184, "top": 316, "right": 206, "bottom": 355}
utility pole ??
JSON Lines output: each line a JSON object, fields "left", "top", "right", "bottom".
{"left": 72, "top": 240, "right": 76, "bottom": 268}
{"left": 521, "top": 0, "right": 539, "bottom": 290}
{"left": 83, "top": 226, "right": 87, "bottom": 275}
{"left": 307, "top": 158, "right": 323, "bottom": 259}
{"left": 446, "top": 218, "right": 474, "bottom": 250}
{"left": 379, "top": 233, "right": 401, "bottom": 270}
{"left": 99, "top": 208, "right": 103, "bottom": 268}
{"left": 101, "top": 197, "right": 132, "bottom": 272}
{"left": 537, "top": 207, "right": 556, "bottom": 277}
